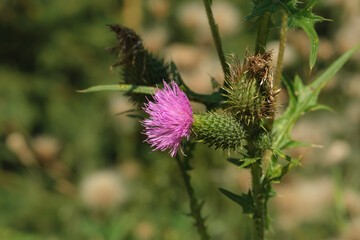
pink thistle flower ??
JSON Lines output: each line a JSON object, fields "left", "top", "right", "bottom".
{"left": 142, "top": 81, "right": 194, "bottom": 157}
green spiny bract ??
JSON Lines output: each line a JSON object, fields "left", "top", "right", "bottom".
{"left": 108, "top": 24, "right": 170, "bottom": 106}
{"left": 223, "top": 53, "right": 279, "bottom": 125}
{"left": 255, "top": 131, "right": 273, "bottom": 152}
{"left": 192, "top": 112, "right": 246, "bottom": 150}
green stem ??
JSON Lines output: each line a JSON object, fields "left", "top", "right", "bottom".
{"left": 255, "top": 12, "right": 271, "bottom": 54}
{"left": 202, "top": 0, "right": 230, "bottom": 85}
{"left": 247, "top": 137, "right": 265, "bottom": 240}
{"left": 274, "top": 12, "right": 288, "bottom": 90}
{"left": 265, "top": 11, "right": 288, "bottom": 131}
{"left": 250, "top": 9, "right": 272, "bottom": 240}
{"left": 175, "top": 155, "right": 210, "bottom": 240}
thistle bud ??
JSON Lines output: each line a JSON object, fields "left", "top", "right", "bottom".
{"left": 108, "top": 24, "right": 170, "bottom": 106}
{"left": 223, "top": 53, "right": 279, "bottom": 125}
{"left": 192, "top": 112, "right": 246, "bottom": 150}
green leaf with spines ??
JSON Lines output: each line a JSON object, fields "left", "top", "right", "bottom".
{"left": 273, "top": 44, "right": 360, "bottom": 150}
{"left": 226, "top": 157, "right": 260, "bottom": 168}
{"left": 265, "top": 148, "right": 301, "bottom": 184}
{"left": 218, "top": 188, "right": 254, "bottom": 214}
{"left": 239, "top": 157, "right": 260, "bottom": 168}
{"left": 280, "top": 139, "right": 310, "bottom": 149}
{"left": 246, "top": 0, "right": 324, "bottom": 69}
{"left": 287, "top": 4, "right": 325, "bottom": 69}
{"left": 227, "top": 158, "right": 249, "bottom": 168}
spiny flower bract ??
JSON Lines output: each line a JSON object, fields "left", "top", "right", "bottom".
{"left": 142, "top": 81, "right": 193, "bottom": 157}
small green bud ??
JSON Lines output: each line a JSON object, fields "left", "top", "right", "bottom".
{"left": 192, "top": 112, "right": 246, "bottom": 150}
{"left": 255, "top": 131, "right": 273, "bottom": 151}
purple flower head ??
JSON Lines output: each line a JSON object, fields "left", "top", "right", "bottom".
{"left": 142, "top": 81, "right": 194, "bottom": 157}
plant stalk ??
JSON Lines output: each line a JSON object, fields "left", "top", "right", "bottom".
{"left": 265, "top": 11, "right": 288, "bottom": 131}
{"left": 175, "top": 155, "right": 210, "bottom": 240}
{"left": 274, "top": 12, "right": 288, "bottom": 91}
{"left": 255, "top": 12, "right": 271, "bottom": 54}
{"left": 250, "top": 9, "right": 272, "bottom": 240}
{"left": 248, "top": 138, "right": 265, "bottom": 240}
{"left": 202, "top": 0, "right": 230, "bottom": 84}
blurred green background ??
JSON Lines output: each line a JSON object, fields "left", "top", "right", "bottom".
{"left": 1, "top": 0, "right": 360, "bottom": 239}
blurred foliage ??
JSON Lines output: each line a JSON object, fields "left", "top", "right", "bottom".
{"left": 1, "top": 0, "right": 360, "bottom": 239}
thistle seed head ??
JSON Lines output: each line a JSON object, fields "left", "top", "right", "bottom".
{"left": 223, "top": 52, "right": 279, "bottom": 124}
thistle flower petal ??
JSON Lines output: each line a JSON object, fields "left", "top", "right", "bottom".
{"left": 142, "top": 81, "right": 194, "bottom": 157}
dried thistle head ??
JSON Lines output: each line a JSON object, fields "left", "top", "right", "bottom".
{"left": 244, "top": 51, "right": 273, "bottom": 85}
{"left": 108, "top": 24, "right": 171, "bottom": 106}
{"left": 223, "top": 52, "right": 279, "bottom": 125}
{"left": 107, "top": 24, "right": 144, "bottom": 65}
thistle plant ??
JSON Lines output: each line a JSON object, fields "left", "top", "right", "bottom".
{"left": 81, "top": 0, "right": 360, "bottom": 239}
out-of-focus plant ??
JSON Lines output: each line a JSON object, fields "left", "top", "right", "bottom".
{"left": 81, "top": 0, "right": 360, "bottom": 239}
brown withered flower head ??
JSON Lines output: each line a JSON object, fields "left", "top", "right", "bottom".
{"left": 223, "top": 51, "right": 279, "bottom": 125}
{"left": 108, "top": 24, "right": 145, "bottom": 66}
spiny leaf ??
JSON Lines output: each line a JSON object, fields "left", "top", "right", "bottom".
{"left": 288, "top": 9, "right": 324, "bottom": 70}
{"left": 265, "top": 149, "right": 301, "bottom": 183}
{"left": 246, "top": 0, "right": 298, "bottom": 21}
{"left": 290, "top": 16, "right": 319, "bottom": 69}
{"left": 286, "top": 0, "right": 325, "bottom": 69}
{"left": 219, "top": 188, "right": 254, "bottom": 214}
{"left": 304, "top": 0, "right": 320, "bottom": 10}
{"left": 246, "top": 0, "right": 324, "bottom": 69}
{"left": 273, "top": 44, "right": 360, "bottom": 149}
{"left": 311, "top": 44, "right": 360, "bottom": 90}
{"left": 226, "top": 157, "right": 259, "bottom": 168}
{"left": 246, "top": 0, "right": 283, "bottom": 21}
{"left": 239, "top": 157, "right": 260, "bottom": 168}
{"left": 281, "top": 140, "right": 310, "bottom": 149}
{"left": 227, "top": 158, "right": 244, "bottom": 167}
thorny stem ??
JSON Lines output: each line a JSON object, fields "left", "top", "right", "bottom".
{"left": 202, "top": 0, "right": 230, "bottom": 85}
{"left": 274, "top": 12, "right": 288, "bottom": 91}
{"left": 250, "top": 9, "right": 272, "bottom": 240}
{"left": 175, "top": 155, "right": 210, "bottom": 240}
{"left": 248, "top": 132, "right": 265, "bottom": 240}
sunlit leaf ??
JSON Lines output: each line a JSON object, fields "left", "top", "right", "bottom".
{"left": 273, "top": 44, "right": 360, "bottom": 149}
{"left": 265, "top": 148, "right": 301, "bottom": 183}
{"left": 290, "top": 16, "right": 319, "bottom": 69}
{"left": 78, "top": 84, "right": 156, "bottom": 95}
